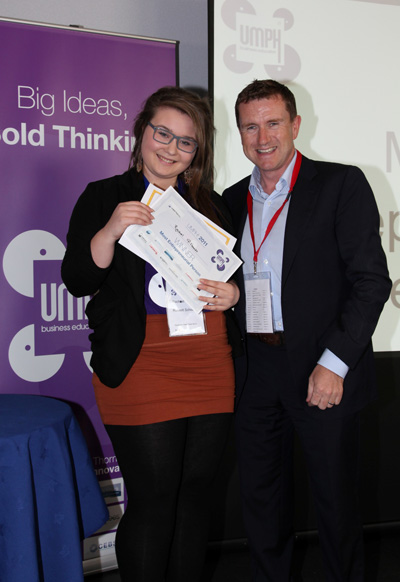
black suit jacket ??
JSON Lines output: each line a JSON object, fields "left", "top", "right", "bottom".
{"left": 223, "top": 155, "right": 391, "bottom": 416}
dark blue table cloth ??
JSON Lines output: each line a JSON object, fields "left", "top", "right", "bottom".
{"left": 0, "top": 394, "right": 109, "bottom": 582}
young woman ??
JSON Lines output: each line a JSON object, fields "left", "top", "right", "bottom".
{"left": 61, "top": 86, "right": 241, "bottom": 582}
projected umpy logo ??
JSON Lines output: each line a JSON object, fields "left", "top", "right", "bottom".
{"left": 221, "top": 0, "right": 301, "bottom": 81}
{"left": 3, "top": 230, "right": 91, "bottom": 382}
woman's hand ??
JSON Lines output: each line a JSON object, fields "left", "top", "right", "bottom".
{"left": 91, "top": 201, "right": 154, "bottom": 268}
{"left": 197, "top": 279, "right": 240, "bottom": 311}
{"left": 103, "top": 201, "right": 154, "bottom": 242}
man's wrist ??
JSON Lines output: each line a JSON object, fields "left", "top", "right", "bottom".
{"left": 317, "top": 349, "right": 349, "bottom": 379}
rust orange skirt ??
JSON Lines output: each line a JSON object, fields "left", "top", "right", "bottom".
{"left": 93, "top": 311, "right": 235, "bottom": 426}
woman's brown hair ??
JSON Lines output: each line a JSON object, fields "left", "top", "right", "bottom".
{"left": 129, "top": 86, "right": 219, "bottom": 223}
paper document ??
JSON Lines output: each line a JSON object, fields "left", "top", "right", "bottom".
{"left": 119, "top": 186, "right": 242, "bottom": 313}
{"left": 141, "top": 184, "right": 237, "bottom": 250}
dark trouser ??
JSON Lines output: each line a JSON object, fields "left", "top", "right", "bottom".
{"left": 106, "top": 413, "right": 231, "bottom": 582}
{"left": 235, "top": 337, "right": 364, "bottom": 582}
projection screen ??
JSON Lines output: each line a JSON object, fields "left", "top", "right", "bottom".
{"left": 213, "top": 0, "right": 400, "bottom": 352}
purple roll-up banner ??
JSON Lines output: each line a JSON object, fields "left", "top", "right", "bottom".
{"left": 0, "top": 17, "right": 178, "bottom": 573}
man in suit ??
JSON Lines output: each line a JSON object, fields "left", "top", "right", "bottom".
{"left": 222, "top": 79, "right": 391, "bottom": 582}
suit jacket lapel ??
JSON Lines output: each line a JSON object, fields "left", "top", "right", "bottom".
{"left": 119, "top": 170, "right": 147, "bottom": 290}
{"left": 237, "top": 202, "right": 248, "bottom": 252}
{"left": 282, "top": 157, "right": 319, "bottom": 287}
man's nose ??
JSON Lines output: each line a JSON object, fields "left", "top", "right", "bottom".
{"left": 258, "top": 126, "right": 270, "bottom": 144}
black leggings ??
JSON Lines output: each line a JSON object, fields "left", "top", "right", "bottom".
{"left": 106, "top": 413, "right": 232, "bottom": 582}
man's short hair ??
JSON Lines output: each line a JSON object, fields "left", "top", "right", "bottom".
{"left": 235, "top": 79, "right": 297, "bottom": 127}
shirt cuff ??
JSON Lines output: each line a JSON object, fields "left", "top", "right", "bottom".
{"left": 317, "top": 349, "right": 349, "bottom": 379}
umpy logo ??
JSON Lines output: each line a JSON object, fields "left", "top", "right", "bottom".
{"left": 221, "top": 1, "right": 301, "bottom": 81}
{"left": 3, "top": 230, "right": 91, "bottom": 382}
{"left": 211, "top": 249, "right": 230, "bottom": 272}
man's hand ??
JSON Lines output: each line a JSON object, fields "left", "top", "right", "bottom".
{"left": 306, "top": 364, "right": 343, "bottom": 410}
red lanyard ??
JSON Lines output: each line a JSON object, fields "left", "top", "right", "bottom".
{"left": 247, "top": 152, "right": 302, "bottom": 274}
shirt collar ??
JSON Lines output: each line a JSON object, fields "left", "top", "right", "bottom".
{"left": 249, "top": 150, "right": 298, "bottom": 202}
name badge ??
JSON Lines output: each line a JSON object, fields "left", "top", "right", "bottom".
{"left": 244, "top": 272, "right": 273, "bottom": 333}
{"left": 166, "top": 282, "right": 207, "bottom": 337}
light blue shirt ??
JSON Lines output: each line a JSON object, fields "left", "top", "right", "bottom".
{"left": 241, "top": 152, "right": 349, "bottom": 379}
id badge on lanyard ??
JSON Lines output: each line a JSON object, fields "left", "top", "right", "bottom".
{"left": 245, "top": 272, "right": 273, "bottom": 333}
{"left": 245, "top": 152, "right": 302, "bottom": 333}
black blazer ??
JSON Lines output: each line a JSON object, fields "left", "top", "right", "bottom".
{"left": 62, "top": 168, "right": 242, "bottom": 388}
{"left": 223, "top": 155, "right": 391, "bottom": 416}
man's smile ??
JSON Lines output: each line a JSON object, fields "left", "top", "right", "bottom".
{"left": 256, "top": 146, "right": 277, "bottom": 154}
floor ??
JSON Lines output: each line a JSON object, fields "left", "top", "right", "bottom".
{"left": 86, "top": 526, "right": 400, "bottom": 581}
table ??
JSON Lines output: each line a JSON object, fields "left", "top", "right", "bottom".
{"left": 0, "top": 394, "right": 109, "bottom": 582}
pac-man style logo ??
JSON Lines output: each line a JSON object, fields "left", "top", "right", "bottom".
{"left": 221, "top": 0, "right": 301, "bottom": 81}
{"left": 211, "top": 249, "right": 230, "bottom": 272}
{"left": 3, "top": 230, "right": 91, "bottom": 382}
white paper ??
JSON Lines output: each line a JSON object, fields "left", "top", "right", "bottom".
{"left": 141, "top": 184, "right": 237, "bottom": 250}
{"left": 119, "top": 187, "right": 242, "bottom": 313}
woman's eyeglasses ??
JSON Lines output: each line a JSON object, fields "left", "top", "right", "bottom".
{"left": 147, "top": 122, "right": 198, "bottom": 154}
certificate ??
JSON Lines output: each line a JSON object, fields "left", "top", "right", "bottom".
{"left": 141, "top": 184, "right": 237, "bottom": 250}
{"left": 119, "top": 187, "right": 242, "bottom": 313}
